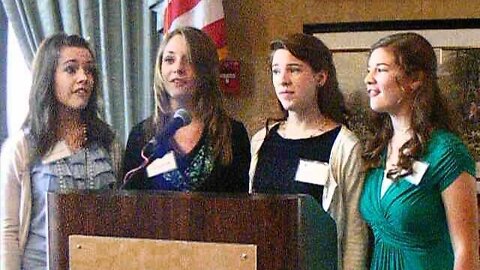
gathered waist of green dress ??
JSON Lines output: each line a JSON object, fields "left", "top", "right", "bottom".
{"left": 372, "top": 223, "right": 451, "bottom": 251}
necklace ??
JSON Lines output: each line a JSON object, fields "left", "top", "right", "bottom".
{"left": 309, "top": 117, "right": 329, "bottom": 137}
{"left": 70, "top": 123, "right": 88, "bottom": 150}
{"left": 396, "top": 126, "right": 412, "bottom": 135}
{"left": 281, "top": 116, "right": 330, "bottom": 139}
{"left": 54, "top": 122, "right": 92, "bottom": 190}
{"left": 57, "top": 120, "right": 88, "bottom": 151}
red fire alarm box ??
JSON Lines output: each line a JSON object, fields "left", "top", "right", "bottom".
{"left": 219, "top": 59, "right": 241, "bottom": 95}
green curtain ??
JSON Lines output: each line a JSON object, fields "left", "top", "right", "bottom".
{"left": 1, "top": 0, "right": 160, "bottom": 144}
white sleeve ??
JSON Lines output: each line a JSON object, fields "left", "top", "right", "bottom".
{"left": 1, "top": 136, "right": 27, "bottom": 270}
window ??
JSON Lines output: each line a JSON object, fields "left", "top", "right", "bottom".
{"left": 7, "top": 23, "right": 31, "bottom": 135}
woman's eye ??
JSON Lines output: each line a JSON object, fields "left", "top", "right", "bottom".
{"left": 85, "top": 66, "right": 95, "bottom": 75}
{"left": 163, "top": 57, "right": 175, "bottom": 64}
{"left": 64, "top": 66, "right": 76, "bottom": 74}
{"left": 272, "top": 68, "right": 281, "bottom": 75}
{"left": 290, "top": 68, "right": 301, "bottom": 73}
{"left": 284, "top": 65, "right": 301, "bottom": 74}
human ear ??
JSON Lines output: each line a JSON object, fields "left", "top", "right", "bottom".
{"left": 408, "top": 71, "right": 425, "bottom": 92}
{"left": 315, "top": 70, "right": 328, "bottom": 87}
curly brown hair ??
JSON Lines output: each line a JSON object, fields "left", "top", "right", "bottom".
{"left": 362, "top": 32, "right": 457, "bottom": 178}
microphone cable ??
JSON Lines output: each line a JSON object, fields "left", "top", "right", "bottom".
{"left": 120, "top": 141, "right": 155, "bottom": 189}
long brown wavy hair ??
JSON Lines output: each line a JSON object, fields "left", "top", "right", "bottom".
{"left": 266, "top": 33, "right": 347, "bottom": 130}
{"left": 151, "top": 26, "right": 232, "bottom": 165}
{"left": 362, "top": 32, "right": 457, "bottom": 177}
{"left": 23, "top": 33, "right": 115, "bottom": 162}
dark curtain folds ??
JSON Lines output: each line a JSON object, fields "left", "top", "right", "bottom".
{"left": 1, "top": 0, "right": 160, "bottom": 144}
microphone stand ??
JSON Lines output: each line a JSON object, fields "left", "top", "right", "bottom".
{"left": 120, "top": 137, "right": 170, "bottom": 189}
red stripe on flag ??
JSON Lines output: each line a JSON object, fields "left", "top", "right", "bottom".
{"left": 202, "top": 19, "right": 226, "bottom": 49}
{"left": 164, "top": 0, "right": 201, "bottom": 31}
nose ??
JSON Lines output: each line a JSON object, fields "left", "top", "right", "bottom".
{"left": 173, "top": 60, "right": 187, "bottom": 76}
{"left": 278, "top": 70, "right": 291, "bottom": 86}
{"left": 77, "top": 68, "right": 88, "bottom": 82}
{"left": 364, "top": 69, "right": 374, "bottom": 85}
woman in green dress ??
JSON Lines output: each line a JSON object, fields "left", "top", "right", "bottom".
{"left": 359, "top": 32, "right": 479, "bottom": 269}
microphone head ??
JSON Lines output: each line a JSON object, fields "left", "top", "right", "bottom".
{"left": 173, "top": 108, "right": 192, "bottom": 126}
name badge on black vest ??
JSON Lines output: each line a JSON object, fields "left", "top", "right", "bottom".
{"left": 295, "top": 159, "right": 329, "bottom": 186}
{"left": 146, "top": 151, "right": 177, "bottom": 177}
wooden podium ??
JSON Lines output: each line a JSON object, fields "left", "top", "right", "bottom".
{"left": 47, "top": 190, "right": 337, "bottom": 270}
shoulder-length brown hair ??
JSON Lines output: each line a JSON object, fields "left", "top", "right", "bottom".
{"left": 152, "top": 26, "right": 232, "bottom": 165}
{"left": 362, "top": 32, "right": 457, "bottom": 175}
{"left": 23, "top": 33, "right": 115, "bottom": 162}
{"left": 266, "top": 33, "right": 347, "bottom": 129}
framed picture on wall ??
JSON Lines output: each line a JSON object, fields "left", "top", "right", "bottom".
{"left": 304, "top": 19, "right": 480, "bottom": 178}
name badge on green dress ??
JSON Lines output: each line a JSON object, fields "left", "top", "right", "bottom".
{"left": 381, "top": 161, "right": 430, "bottom": 197}
{"left": 404, "top": 161, "right": 429, "bottom": 185}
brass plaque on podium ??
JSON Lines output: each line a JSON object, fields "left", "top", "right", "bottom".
{"left": 69, "top": 235, "right": 256, "bottom": 270}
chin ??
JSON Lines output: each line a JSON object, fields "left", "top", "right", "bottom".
{"left": 68, "top": 103, "right": 89, "bottom": 111}
{"left": 279, "top": 101, "right": 293, "bottom": 111}
{"left": 369, "top": 104, "right": 382, "bottom": 113}
{"left": 369, "top": 105, "right": 388, "bottom": 114}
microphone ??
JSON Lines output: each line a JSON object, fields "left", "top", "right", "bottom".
{"left": 121, "top": 109, "right": 191, "bottom": 188}
{"left": 148, "top": 108, "right": 192, "bottom": 159}
{"left": 151, "top": 108, "right": 191, "bottom": 145}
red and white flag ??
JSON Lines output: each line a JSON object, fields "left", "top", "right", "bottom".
{"left": 163, "top": 0, "right": 228, "bottom": 60}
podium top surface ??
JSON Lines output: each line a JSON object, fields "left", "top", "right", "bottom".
{"left": 47, "top": 189, "right": 314, "bottom": 201}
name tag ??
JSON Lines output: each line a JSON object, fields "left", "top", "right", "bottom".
{"left": 294, "top": 159, "right": 329, "bottom": 186}
{"left": 146, "top": 151, "right": 177, "bottom": 177}
{"left": 404, "top": 161, "right": 429, "bottom": 185}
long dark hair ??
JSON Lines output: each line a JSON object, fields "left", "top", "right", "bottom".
{"left": 266, "top": 33, "right": 347, "bottom": 129}
{"left": 362, "top": 32, "right": 456, "bottom": 175}
{"left": 23, "top": 33, "right": 115, "bottom": 161}
{"left": 152, "top": 26, "right": 232, "bottom": 165}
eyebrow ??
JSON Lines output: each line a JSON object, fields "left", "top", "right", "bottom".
{"left": 60, "top": 59, "right": 78, "bottom": 65}
{"left": 367, "top": 62, "right": 393, "bottom": 68}
{"left": 272, "top": 63, "right": 303, "bottom": 68}
{"left": 59, "top": 59, "right": 94, "bottom": 68}
{"left": 164, "top": 50, "right": 179, "bottom": 56}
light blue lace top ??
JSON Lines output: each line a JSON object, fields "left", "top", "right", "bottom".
{"left": 22, "top": 142, "right": 116, "bottom": 270}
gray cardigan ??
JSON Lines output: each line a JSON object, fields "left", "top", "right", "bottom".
{"left": 0, "top": 130, "right": 123, "bottom": 270}
{"left": 249, "top": 124, "right": 369, "bottom": 270}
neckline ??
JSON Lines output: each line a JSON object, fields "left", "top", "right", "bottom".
{"left": 272, "top": 123, "right": 341, "bottom": 141}
{"left": 171, "top": 129, "right": 207, "bottom": 158}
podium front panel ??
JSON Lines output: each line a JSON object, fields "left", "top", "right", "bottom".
{"left": 48, "top": 190, "right": 336, "bottom": 270}
{"left": 69, "top": 235, "right": 256, "bottom": 270}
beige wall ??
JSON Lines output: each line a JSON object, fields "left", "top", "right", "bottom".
{"left": 221, "top": 0, "right": 480, "bottom": 135}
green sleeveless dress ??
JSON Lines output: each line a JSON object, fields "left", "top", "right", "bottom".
{"left": 359, "top": 130, "right": 476, "bottom": 270}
